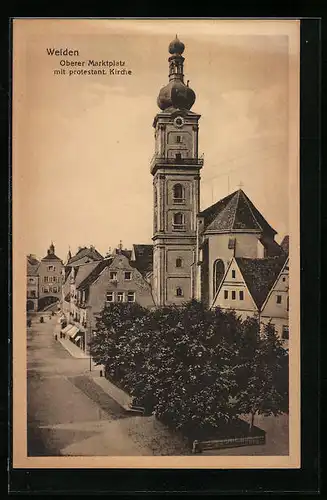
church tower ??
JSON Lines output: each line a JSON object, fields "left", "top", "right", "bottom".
{"left": 151, "top": 36, "right": 203, "bottom": 306}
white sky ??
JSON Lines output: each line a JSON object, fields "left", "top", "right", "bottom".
{"left": 14, "top": 19, "right": 299, "bottom": 261}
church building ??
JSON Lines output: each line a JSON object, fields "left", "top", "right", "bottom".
{"left": 151, "top": 36, "right": 286, "bottom": 311}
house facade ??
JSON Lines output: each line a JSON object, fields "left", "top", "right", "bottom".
{"left": 62, "top": 247, "right": 155, "bottom": 351}
{"left": 38, "top": 243, "right": 63, "bottom": 310}
{"left": 211, "top": 254, "right": 289, "bottom": 346}
{"left": 261, "top": 256, "right": 289, "bottom": 348}
{"left": 26, "top": 255, "right": 39, "bottom": 312}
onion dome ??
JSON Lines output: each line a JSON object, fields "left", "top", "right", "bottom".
{"left": 168, "top": 35, "right": 185, "bottom": 55}
{"left": 157, "top": 80, "right": 196, "bottom": 111}
{"left": 157, "top": 36, "right": 196, "bottom": 111}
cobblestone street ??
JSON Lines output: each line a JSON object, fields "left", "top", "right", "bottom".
{"left": 27, "top": 314, "right": 190, "bottom": 456}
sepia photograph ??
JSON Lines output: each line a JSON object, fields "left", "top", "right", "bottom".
{"left": 12, "top": 18, "right": 300, "bottom": 468}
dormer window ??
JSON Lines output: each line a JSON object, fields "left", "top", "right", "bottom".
{"left": 173, "top": 212, "right": 185, "bottom": 231}
{"left": 173, "top": 184, "right": 185, "bottom": 204}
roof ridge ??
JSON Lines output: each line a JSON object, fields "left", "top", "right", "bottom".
{"left": 240, "top": 190, "right": 263, "bottom": 231}
{"left": 199, "top": 190, "right": 238, "bottom": 217}
{"left": 230, "top": 189, "right": 240, "bottom": 229}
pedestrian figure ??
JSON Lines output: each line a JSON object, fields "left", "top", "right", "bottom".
{"left": 40, "top": 316, "right": 44, "bottom": 323}
{"left": 55, "top": 334, "right": 58, "bottom": 341}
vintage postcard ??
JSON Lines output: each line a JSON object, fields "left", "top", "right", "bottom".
{"left": 12, "top": 18, "right": 300, "bottom": 469}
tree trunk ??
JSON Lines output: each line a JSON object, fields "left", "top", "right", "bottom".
{"left": 249, "top": 411, "right": 255, "bottom": 434}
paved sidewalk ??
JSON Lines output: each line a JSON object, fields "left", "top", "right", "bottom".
{"left": 57, "top": 337, "right": 89, "bottom": 359}
{"left": 90, "top": 373, "right": 133, "bottom": 411}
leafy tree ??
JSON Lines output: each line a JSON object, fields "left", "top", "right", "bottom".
{"left": 234, "top": 319, "right": 289, "bottom": 433}
{"left": 89, "top": 300, "right": 288, "bottom": 438}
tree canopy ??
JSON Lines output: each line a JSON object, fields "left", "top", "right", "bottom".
{"left": 89, "top": 300, "right": 288, "bottom": 436}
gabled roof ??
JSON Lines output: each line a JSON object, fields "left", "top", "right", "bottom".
{"left": 235, "top": 255, "right": 287, "bottom": 309}
{"left": 280, "top": 235, "right": 289, "bottom": 255}
{"left": 67, "top": 246, "right": 103, "bottom": 265}
{"left": 41, "top": 253, "right": 62, "bottom": 262}
{"left": 74, "top": 261, "right": 102, "bottom": 288}
{"left": 261, "top": 256, "right": 289, "bottom": 311}
{"left": 65, "top": 267, "right": 72, "bottom": 282}
{"left": 200, "top": 189, "right": 277, "bottom": 235}
{"left": 27, "top": 258, "right": 39, "bottom": 276}
{"left": 27, "top": 255, "right": 39, "bottom": 266}
{"left": 113, "top": 248, "right": 132, "bottom": 260}
{"left": 77, "top": 258, "right": 113, "bottom": 291}
{"left": 130, "top": 244, "right": 153, "bottom": 276}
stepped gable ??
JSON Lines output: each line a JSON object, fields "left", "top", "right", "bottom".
{"left": 235, "top": 255, "right": 287, "bottom": 309}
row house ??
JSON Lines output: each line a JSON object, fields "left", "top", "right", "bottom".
{"left": 37, "top": 243, "right": 64, "bottom": 310}
{"left": 26, "top": 255, "right": 40, "bottom": 312}
{"left": 62, "top": 246, "right": 155, "bottom": 352}
{"left": 211, "top": 254, "right": 289, "bottom": 349}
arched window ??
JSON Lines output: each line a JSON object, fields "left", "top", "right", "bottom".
{"left": 173, "top": 183, "right": 184, "bottom": 203}
{"left": 176, "top": 287, "right": 183, "bottom": 297}
{"left": 176, "top": 257, "right": 183, "bottom": 268}
{"left": 213, "top": 259, "right": 225, "bottom": 295}
{"left": 173, "top": 212, "right": 185, "bottom": 230}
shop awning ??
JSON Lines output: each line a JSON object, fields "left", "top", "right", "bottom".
{"left": 61, "top": 324, "right": 74, "bottom": 334}
{"left": 69, "top": 326, "right": 80, "bottom": 339}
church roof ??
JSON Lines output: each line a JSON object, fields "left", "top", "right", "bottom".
{"left": 67, "top": 246, "right": 103, "bottom": 265}
{"left": 200, "top": 189, "right": 277, "bottom": 235}
{"left": 235, "top": 255, "right": 287, "bottom": 309}
{"left": 130, "top": 244, "right": 153, "bottom": 276}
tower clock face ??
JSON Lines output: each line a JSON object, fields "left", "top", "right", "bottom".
{"left": 174, "top": 116, "right": 184, "bottom": 128}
